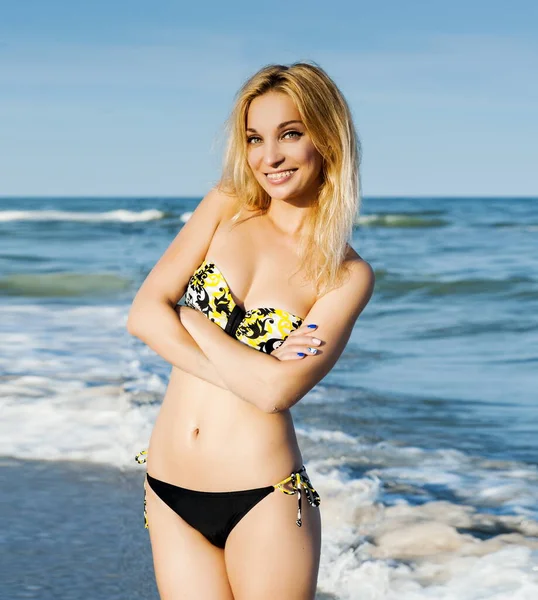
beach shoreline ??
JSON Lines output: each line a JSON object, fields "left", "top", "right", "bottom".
{"left": 1, "top": 456, "right": 156, "bottom": 600}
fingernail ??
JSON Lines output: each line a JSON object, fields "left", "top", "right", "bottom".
{"left": 297, "top": 352, "right": 306, "bottom": 357}
{"left": 311, "top": 338, "right": 321, "bottom": 345}
{"left": 307, "top": 347, "right": 317, "bottom": 355}
{"left": 307, "top": 324, "right": 317, "bottom": 329}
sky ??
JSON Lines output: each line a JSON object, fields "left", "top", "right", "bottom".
{"left": 0, "top": 0, "right": 536, "bottom": 197}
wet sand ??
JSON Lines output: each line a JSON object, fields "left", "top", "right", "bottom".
{"left": 1, "top": 457, "right": 157, "bottom": 600}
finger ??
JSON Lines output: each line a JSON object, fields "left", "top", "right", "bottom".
{"left": 288, "top": 324, "right": 321, "bottom": 338}
{"left": 279, "top": 350, "right": 312, "bottom": 360}
{"left": 282, "top": 344, "right": 320, "bottom": 356}
{"left": 272, "top": 344, "right": 308, "bottom": 359}
{"left": 274, "top": 352, "right": 307, "bottom": 361}
{"left": 291, "top": 334, "right": 322, "bottom": 347}
{"left": 283, "top": 334, "right": 323, "bottom": 351}
{"left": 293, "top": 322, "right": 318, "bottom": 335}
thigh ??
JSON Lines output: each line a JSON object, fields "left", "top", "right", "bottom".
{"left": 224, "top": 488, "right": 322, "bottom": 600}
{"left": 145, "top": 481, "right": 234, "bottom": 600}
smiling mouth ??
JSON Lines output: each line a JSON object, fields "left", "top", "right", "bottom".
{"left": 265, "top": 169, "right": 297, "bottom": 182}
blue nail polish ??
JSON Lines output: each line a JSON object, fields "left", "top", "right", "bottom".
{"left": 307, "top": 324, "right": 317, "bottom": 329}
{"left": 297, "top": 352, "right": 306, "bottom": 357}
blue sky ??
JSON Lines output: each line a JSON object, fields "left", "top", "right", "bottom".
{"left": 1, "top": 0, "right": 536, "bottom": 197}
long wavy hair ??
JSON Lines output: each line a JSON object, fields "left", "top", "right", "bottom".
{"left": 220, "top": 62, "right": 361, "bottom": 296}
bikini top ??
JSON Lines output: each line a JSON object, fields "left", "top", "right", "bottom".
{"left": 184, "top": 260, "right": 304, "bottom": 354}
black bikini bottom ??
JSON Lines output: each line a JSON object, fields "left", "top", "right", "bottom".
{"left": 143, "top": 467, "right": 321, "bottom": 549}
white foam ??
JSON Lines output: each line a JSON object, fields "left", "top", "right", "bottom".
{"left": 296, "top": 426, "right": 357, "bottom": 445}
{"left": 0, "top": 384, "right": 155, "bottom": 464}
{"left": 355, "top": 213, "right": 445, "bottom": 227}
{"left": 319, "top": 544, "right": 538, "bottom": 599}
{"left": 0, "top": 209, "right": 164, "bottom": 222}
{"left": 294, "top": 429, "right": 538, "bottom": 521}
{"left": 311, "top": 462, "right": 538, "bottom": 599}
{"left": 0, "top": 303, "right": 159, "bottom": 466}
{"left": 1, "top": 302, "right": 537, "bottom": 598}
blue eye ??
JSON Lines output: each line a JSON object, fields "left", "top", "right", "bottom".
{"left": 247, "top": 131, "right": 303, "bottom": 145}
{"left": 283, "top": 130, "right": 303, "bottom": 140}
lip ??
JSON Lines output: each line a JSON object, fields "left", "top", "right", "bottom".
{"left": 264, "top": 168, "right": 297, "bottom": 185}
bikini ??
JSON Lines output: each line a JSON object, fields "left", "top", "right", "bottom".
{"left": 135, "top": 260, "right": 321, "bottom": 549}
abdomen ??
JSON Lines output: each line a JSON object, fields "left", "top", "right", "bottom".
{"left": 147, "top": 367, "right": 303, "bottom": 491}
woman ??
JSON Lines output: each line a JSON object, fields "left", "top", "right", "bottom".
{"left": 127, "top": 62, "right": 375, "bottom": 599}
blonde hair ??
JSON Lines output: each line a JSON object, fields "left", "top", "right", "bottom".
{"left": 220, "top": 62, "right": 361, "bottom": 296}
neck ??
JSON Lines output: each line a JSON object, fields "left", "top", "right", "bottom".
{"left": 265, "top": 197, "right": 315, "bottom": 238}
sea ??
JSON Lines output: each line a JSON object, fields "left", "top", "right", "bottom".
{"left": 1, "top": 196, "right": 537, "bottom": 599}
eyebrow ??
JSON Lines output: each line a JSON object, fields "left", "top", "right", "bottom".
{"left": 246, "top": 120, "right": 304, "bottom": 133}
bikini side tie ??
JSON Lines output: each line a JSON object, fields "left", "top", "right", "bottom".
{"left": 135, "top": 449, "right": 147, "bottom": 464}
{"left": 135, "top": 450, "right": 149, "bottom": 528}
{"left": 273, "top": 466, "right": 321, "bottom": 527}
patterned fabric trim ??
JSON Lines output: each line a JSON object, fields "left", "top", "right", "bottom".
{"left": 184, "top": 260, "right": 304, "bottom": 353}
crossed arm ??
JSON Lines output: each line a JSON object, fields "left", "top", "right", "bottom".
{"left": 166, "top": 258, "right": 375, "bottom": 413}
{"left": 128, "top": 299, "right": 231, "bottom": 390}
{"left": 126, "top": 189, "right": 375, "bottom": 412}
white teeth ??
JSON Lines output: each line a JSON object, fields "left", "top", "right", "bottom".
{"left": 266, "top": 170, "right": 295, "bottom": 181}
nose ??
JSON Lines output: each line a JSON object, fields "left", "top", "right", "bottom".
{"left": 262, "top": 140, "right": 285, "bottom": 168}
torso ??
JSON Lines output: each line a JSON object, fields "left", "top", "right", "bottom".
{"left": 147, "top": 205, "right": 352, "bottom": 490}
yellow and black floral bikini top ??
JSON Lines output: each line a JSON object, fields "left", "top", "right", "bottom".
{"left": 184, "top": 260, "right": 304, "bottom": 354}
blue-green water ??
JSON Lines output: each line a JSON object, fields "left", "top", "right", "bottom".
{"left": 1, "top": 196, "right": 537, "bottom": 598}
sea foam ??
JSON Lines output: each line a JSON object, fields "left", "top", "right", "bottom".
{"left": 0, "top": 209, "right": 164, "bottom": 222}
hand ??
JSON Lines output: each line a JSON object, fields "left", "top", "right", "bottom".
{"left": 173, "top": 304, "right": 197, "bottom": 327}
{"left": 173, "top": 304, "right": 184, "bottom": 319}
{"left": 271, "top": 323, "right": 323, "bottom": 361}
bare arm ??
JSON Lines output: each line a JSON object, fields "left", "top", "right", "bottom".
{"left": 126, "top": 187, "right": 237, "bottom": 389}
{"left": 180, "top": 258, "right": 376, "bottom": 412}
{"left": 130, "top": 302, "right": 229, "bottom": 389}
{"left": 178, "top": 305, "right": 283, "bottom": 408}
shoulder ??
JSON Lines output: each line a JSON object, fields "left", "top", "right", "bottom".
{"left": 346, "top": 250, "right": 375, "bottom": 293}
{"left": 198, "top": 185, "right": 240, "bottom": 223}
{"left": 335, "top": 245, "right": 376, "bottom": 313}
{"left": 307, "top": 247, "right": 374, "bottom": 327}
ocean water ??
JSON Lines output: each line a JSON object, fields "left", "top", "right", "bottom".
{"left": 1, "top": 196, "right": 537, "bottom": 599}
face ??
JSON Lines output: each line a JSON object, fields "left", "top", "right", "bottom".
{"left": 245, "top": 92, "right": 323, "bottom": 204}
